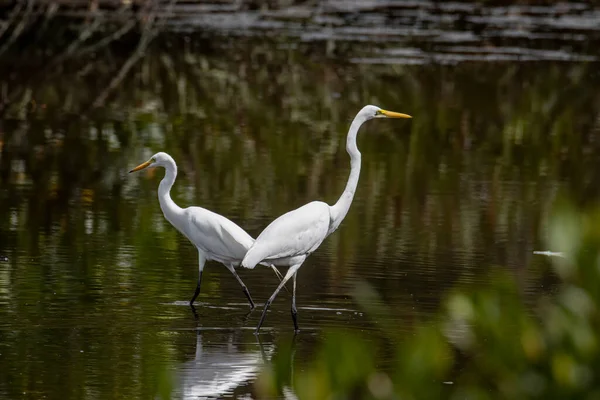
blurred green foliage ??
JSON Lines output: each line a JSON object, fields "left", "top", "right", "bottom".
{"left": 1, "top": 20, "right": 600, "bottom": 400}
{"left": 257, "top": 202, "right": 600, "bottom": 399}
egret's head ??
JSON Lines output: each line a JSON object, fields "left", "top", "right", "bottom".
{"left": 361, "top": 105, "right": 412, "bottom": 120}
{"left": 129, "top": 152, "right": 171, "bottom": 173}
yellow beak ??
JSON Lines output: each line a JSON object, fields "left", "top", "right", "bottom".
{"left": 129, "top": 160, "right": 152, "bottom": 173}
{"left": 380, "top": 110, "right": 412, "bottom": 119}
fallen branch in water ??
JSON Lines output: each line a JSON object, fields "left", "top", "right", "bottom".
{"left": 91, "top": 0, "right": 159, "bottom": 108}
{"left": 90, "top": 0, "right": 176, "bottom": 108}
{"left": 0, "top": 0, "right": 36, "bottom": 57}
{"left": 0, "top": 0, "right": 26, "bottom": 42}
{"left": 48, "top": 9, "right": 104, "bottom": 67}
{"left": 77, "top": 17, "right": 136, "bottom": 56}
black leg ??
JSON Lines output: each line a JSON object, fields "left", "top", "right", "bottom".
{"left": 227, "top": 265, "right": 256, "bottom": 309}
{"left": 291, "top": 272, "right": 299, "bottom": 334}
{"left": 190, "top": 271, "right": 203, "bottom": 306}
{"left": 189, "top": 304, "right": 199, "bottom": 320}
{"left": 255, "top": 266, "right": 298, "bottom": 335}
{"left": 243, "top": 286, "right": 256, "bottom": 309}
{"left": 255, "top": 298, "right": 274, "bottom": 335}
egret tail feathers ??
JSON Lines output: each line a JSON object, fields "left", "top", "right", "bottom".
{"left": 241, "top": 247, "right": 263, "bottom": 270}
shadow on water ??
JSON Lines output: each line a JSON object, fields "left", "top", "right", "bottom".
{"left": 0, "top": 1, "right": 600, "bottom": 399}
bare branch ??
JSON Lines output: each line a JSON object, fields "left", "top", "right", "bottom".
{"left": 0, "top": 0, "right": 36, "bottom": 57}
{"left": 0, "top": 0, "right": 26, "bottom": 42}
{"left": 91, "top": 0, "right": 163, "bottom": 108}
{"left": 77, "top": 18, "right": 136, "bottom": 56}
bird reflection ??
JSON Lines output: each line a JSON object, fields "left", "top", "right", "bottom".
{"left": 255, "top": 334, "right": 299, "bottom": 400}
{"left": 188, "top": 304, "right": 254, "bottom": 323}
{"left": 189, "top": 305, "right": 199, "bottom": 320}
{"left": 174, "top": 330, "right": 274, "bottom": 399}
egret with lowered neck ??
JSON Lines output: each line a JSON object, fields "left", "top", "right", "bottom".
{"left": 241, "top": 105, "right": 412, "bottom": 334}
{"left": 129, "top": 152, "right": 283, "bottom": 309}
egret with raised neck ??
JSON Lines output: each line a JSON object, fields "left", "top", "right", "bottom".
{"left": 241, "top": 105, "right": 412, "bottom": 334}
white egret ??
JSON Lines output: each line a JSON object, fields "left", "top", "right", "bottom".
{"left": 242, "top": 105, "right": 412, "bottom": 333}
{"left": 129, "top": 152, "right": 283, "bottom": 309}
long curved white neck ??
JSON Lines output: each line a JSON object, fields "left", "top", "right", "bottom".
{"left": 328, "top": 112, "right": 368, "bottom": 235}
{"left": 158, "top": 157, "right": 184, "bottom": 229}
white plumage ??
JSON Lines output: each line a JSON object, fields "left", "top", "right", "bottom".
{"left": 243, "top": 201, "right": 330, "bottom": 268}
{"left": 130, "top": 152, "right": 283, "bottom": 309}
{"left": 242, "top": 105, "right": 412, "bottom": 334}
{"left": 185, "top": 207, "right": 254, "bottom": 263}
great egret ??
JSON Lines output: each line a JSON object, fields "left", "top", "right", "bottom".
{"left": 129, "top": 152, "right": 283, "bottom": 309}
{"left": 242, "top": 105, "right": 412, "bottom": 333}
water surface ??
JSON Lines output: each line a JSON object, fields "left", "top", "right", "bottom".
{"left": 1, "top": 3, "right": 600, "bottom": 398}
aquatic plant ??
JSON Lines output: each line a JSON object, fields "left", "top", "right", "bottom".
{"left": 257, "top": 202, "right": 600, "bottom": 399}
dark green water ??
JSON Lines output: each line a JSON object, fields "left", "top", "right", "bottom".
{"left": 1, "top": 3, "right": 600, "bottom": 398}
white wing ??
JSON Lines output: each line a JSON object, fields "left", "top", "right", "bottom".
{"left": 183, "top": 207, "right": 255, "bottom": 263}
{"left": 242, "top": 201, "right": 331, "bottom": 268}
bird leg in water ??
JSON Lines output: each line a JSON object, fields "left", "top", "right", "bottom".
{"left": 271, "top": 265, "right": 291, "bottom": 294}
{"left": 190, "top": 271, "right": 203, "bottom": 306}
{"left": 291, "top": 272, "right": 299, "bottom": 333}
{"left": 255, "top": 334, "right": 269, "bottom": 362}
{"left": 242, "top": 286, "right": 255, "bottom": 310}
{"left": 189, "top": 304, "right": 199, "bottom": 320}
{"left": 255, "top": 264, "right": 300, "bottom": 335}
{"left": 226, "top": 265, "right": 256, "bottom": 309}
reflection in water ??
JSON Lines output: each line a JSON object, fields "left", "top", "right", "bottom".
{"left": 533, "top": 251, "right": 566, "bottom": 258}
{"left": 0, "top": 9, "right": 599, "bottom": 398}
{"left": 174, "top": 330, "right": 274, "bottom": 399}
